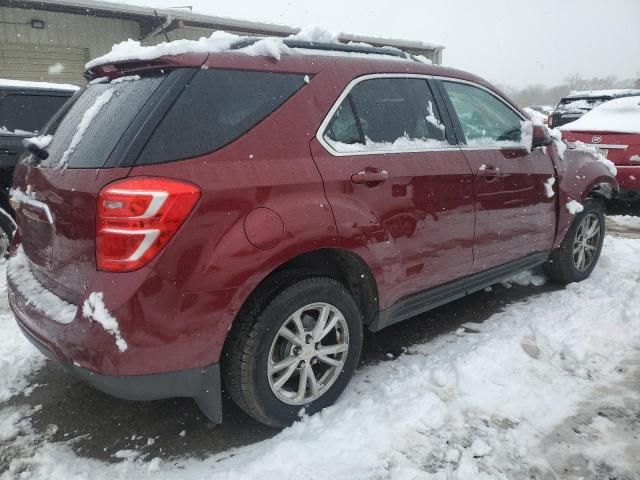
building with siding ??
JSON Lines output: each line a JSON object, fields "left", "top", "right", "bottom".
{"left": 0, "top": 0, "right": 444, "bottom": 85}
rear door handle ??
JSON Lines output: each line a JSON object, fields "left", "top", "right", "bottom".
{"left": 477, "top": 164, "right": 500, "bottom": 177}
{"left": 351, "top": 169, "right": 389, "bottom": 185}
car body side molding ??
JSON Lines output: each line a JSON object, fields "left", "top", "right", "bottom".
{"left": 370, "top": 251, "right": 550, "bottom": 332}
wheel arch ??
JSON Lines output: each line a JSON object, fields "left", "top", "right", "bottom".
{"left": 220, "top": 247, "right": 380, "bottom": 359}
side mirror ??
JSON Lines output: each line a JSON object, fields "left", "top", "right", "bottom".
{"left": 532, "top": 124, "right": 552, "bottom": 148}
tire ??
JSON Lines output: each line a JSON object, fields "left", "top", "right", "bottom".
{"left": 0, "top": 207, "right": 15, "bottom": 258}
{"left": 222, "top": 274, "right": 363, "bottom": 427}
{"left": 545, "top": 199, "right": 605, "bottom": 284}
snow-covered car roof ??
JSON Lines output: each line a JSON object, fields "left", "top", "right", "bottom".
{"left": 565, "top": 88, "right": 640, "bottom": 99}
{"left": 0, "top": 79, "right": 79, "bottom": 92}
{"left": 85, "top": 28, "right": 426, "bottom": 70}
{"left": 559, "top": 96, "right": 640, "bottom": 134}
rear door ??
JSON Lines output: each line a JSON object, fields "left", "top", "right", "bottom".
{"left": 438, "top": 79, "right": 556, "bottom": 273}
{"left": 310, "top": 75, "right": 475, "bottom": 307}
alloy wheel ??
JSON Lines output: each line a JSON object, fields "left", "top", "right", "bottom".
{"left": 267, "top": 302, "right": 349, "bottom": 405}
{"left": 573, "top": 213, "right": 601, "bottom": 272}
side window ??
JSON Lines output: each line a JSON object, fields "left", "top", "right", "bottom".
{"left": 323, "top": 78, "right": 447, "bottom": 152}
{"left": 442, "top": 81, "right": 524, "bottom": 145}
{"left": 138, "top": 69, "right": 306, "bottom": 165}
{"left": 324, "top": 99, "right": 362, "bottom": 145}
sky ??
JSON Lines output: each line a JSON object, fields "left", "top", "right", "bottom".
{"left": 119, "top": 0, "right": 640, "bottom": 88}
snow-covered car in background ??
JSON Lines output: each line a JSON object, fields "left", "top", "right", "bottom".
{"left": 548, "top": 89, "right": 640, "bottom": 128}
{"left": 0, "top": 79, "right": 78, "bottom": 254}
{"left": 561, "top": 95, "right": 640, "bottom": 203}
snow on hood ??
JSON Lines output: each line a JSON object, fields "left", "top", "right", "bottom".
{"left": 85, "top": 27, "right": 411, "bottom": 70}
{"left": 560, "top": 96, "right": 640, "bottom": 134}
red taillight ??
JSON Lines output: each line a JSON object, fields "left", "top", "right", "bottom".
{"left": 97, "top": 177, "right": 201, "bottom": 272}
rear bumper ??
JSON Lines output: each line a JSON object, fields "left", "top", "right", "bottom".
{"left": 16, "top": 319, "right": 222, "bottom": 423}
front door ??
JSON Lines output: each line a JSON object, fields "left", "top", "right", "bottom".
{"left": 438, "top": 80, "right": 556, "bottom": 273}
{"left": 310, "top": 76, "right": 475, "bottom": 308}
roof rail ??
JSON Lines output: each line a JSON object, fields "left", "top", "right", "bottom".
{"left": 230, "top": 37, "right": 418, "bottom": 62}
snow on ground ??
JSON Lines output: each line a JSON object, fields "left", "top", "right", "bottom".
{"left": 2, "top": 236, "right": 640, "bottom": 479}
{"left": 0, "top": 260, "right": 46, "bottom": 402}
{"left": 607, "top": 215, "right": 640, "bottom": 230}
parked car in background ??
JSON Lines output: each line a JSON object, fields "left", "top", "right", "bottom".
{"left": 548, "top": 89, "right": 640, "bottom": 128}
{"left": 6, "top": 37, "right": 618, "bottom": 428}
{"left": 0, "top": 79, "right": 78, "bottom": 253}
{"left": 561, "top": 95, "right": 640, "bottom": 204}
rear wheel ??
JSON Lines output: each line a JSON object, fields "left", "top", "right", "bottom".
{"left": 545, "top": 199, "right": 605, "bottom": 284}
{"left": 222, "top": 275, "right": 362, "bottom": 427}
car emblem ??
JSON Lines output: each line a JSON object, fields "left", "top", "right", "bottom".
{"left": 592, "top": 135, "right": 602, "bottom": 144}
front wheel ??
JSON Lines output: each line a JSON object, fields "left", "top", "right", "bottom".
{"left": 545, "top": 199, "right": 605, "bottom": 284}
{"left": 222, "top": 276, "right": 363, "bottom": 427}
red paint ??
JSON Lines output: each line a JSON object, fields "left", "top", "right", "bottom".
{"left": 8, "top": 51, "right": 618, "bottom": 381}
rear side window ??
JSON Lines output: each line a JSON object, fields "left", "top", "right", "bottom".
{"left": 323, "top": 78, "right": 447, "bottom": 153}
{"left": 39, "top": 75, "right": 166, "bottom": 168}
{"left": 442, "top": 81, "right": 524, "bottom": 145}
{"left": 0, "top": 94, "right": 69, "bottom": 134}
{"left": 137, "top": 69, "right": 306, "bottom": 165}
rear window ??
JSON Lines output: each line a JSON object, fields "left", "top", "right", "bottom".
{"left": 136, "top": 69, "right": 306, "bottom": 165}
{"left": 0, "top": 93, "right": 69, "bottom": 135}
{"left": 39, "top": 75, "right": 166, "bottom": 168}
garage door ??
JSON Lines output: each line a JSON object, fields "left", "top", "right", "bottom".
{"left": 0, "top": 43, "right": 88, "bottom": 86}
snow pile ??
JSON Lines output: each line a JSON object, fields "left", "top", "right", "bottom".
{"left": 520, "top": 119, "right": 533, "bottom": 152}
{"left": 6, "top": 246, "right": 77, "bottom": 325}
{"left": 522, "top": 107, "right": 547, "bottom": 125}
{"left": 566, "top": 199, "right": 584, "bottom": 214}
{"left": 23, "top": 135, "right": 53, "bottom": 151}
{"left": 85, "top": 31, "right": 240, "bottom": 69}
{"left": 3, "top": 236, "right": 640, "bottom": 478}
{"left": 550, "top": 128, "right": 567, "bottom": 159}
{"left": 0, "top": 127, "right": 35, "bottom": 136}
{"left": 0, "top": 263, "right": 46, "bottom": 402}
{"left": 560, "top": 95, "right": 640, "bottom": 134}
{"left": 58, "top": 89, "right": 114, "bottom": 168}
{"left": 290, "top": 26, "right": 339, "bottom": 43}
{"left": 607, "top": 215, "right": 640, "bottom": 229}
{"left": 327, "top": 135, "right": 449, "bottom": 153}
{"left": 571, "top": 140, "right": 617, "bottom": 176}
{"left": 544, "top": 176, "right": 555, "bottom": 198}
{"left": 86, "top": 28, "right": 413, "bottom": 70}
{"left": 501, "top": 269, "right": 546, "bottom": 287}
{"left": 82, "top": 292, "right": 127, "bottom": 352}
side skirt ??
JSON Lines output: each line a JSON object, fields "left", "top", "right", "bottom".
{"left": 369, "top": 252, "right": 550, "bottom": 332}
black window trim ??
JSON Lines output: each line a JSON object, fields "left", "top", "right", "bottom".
{"left": 433, "top": 76, "right": 529, "bottom": 150}
{"left": 316, "top": 73, "right": 459, "bottom": 157}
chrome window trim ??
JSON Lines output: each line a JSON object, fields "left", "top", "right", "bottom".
{"left": 316, "top": 73, "right": 457, "bottom": 157}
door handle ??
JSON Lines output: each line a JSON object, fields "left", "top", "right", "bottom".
{"left": 351, "top": 169, "right": 389, "bottom": 185}
{"left": 477, "top": 164, "right": 501, "bottom": 177}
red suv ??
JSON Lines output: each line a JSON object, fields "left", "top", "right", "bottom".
{"left": 7, "top": 38, "right": 618, "bottom": 427}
